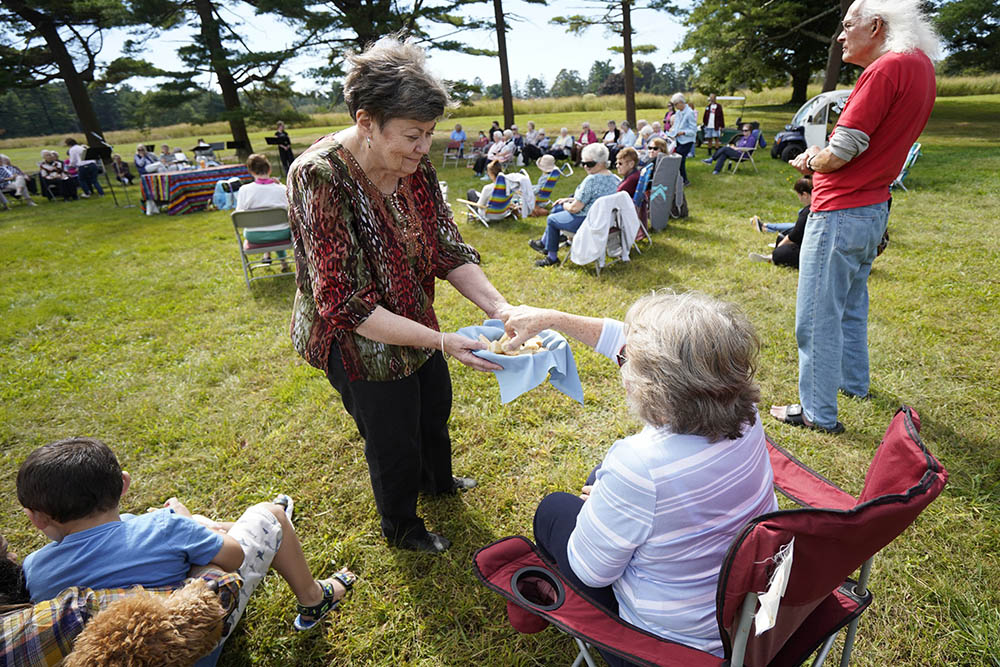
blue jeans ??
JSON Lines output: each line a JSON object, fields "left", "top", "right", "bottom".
{"left": 795, "top": 201, "right": 888, "bottom": 428}
{"left": 766, "top": 222, "right": 795, "bottom": 233}
{"left": 542, "top": 204, "right": 586, "bottom": 259}
{"left": 77, "top": 163, "right": 104, "bottom": 195}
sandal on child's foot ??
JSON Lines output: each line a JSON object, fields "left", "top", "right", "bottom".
{"left": 293, "top": 568, "right": 358, "bottom": 631}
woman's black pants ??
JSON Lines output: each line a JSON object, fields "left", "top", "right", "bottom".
{"left": 326, "top": 345, "right": 454, "bottom": 543}
{"left": 675, "top": 142, "right": 693, "bottom": 182}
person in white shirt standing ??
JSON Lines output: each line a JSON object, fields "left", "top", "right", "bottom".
{"left": 236, "top": 154, "right": 290, "bottom": 270}
{"left": 64, "top": 137, "right": 104, "bottom": 198}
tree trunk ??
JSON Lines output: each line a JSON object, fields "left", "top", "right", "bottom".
{"left": 31, "top": 16, "right": 104, "bottom": 151}
{"left": 822, "top": 0, "right": 852, "bottom": 91}
{"left": 493, "top": 0, "right": 515, "bottom": 128}
{"left": 621, "top": 0, "right": 636, "bottom": 127}
{"left": 194, "top": 0, "right": 253, "bottom": 160}
{"left": 790, "top": 64, "right": 811, "bottom": 105}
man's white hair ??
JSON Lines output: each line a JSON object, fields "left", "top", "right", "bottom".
{"left": 855, "top": 0, "right": 940, "bottom": 59}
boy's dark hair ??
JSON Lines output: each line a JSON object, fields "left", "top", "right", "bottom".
{"left": 16, "top": 438, "right": 123, "bottom": 523}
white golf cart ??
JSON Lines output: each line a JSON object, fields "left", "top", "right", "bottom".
{"left": 771, "top": 90, "right": 852, "bottom": 162}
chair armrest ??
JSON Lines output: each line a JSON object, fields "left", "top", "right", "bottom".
{"left": 766, "top": 437, "right": 856, "bottom": 510}
{"left": 455, "top": 198, "right": 486, "bottom": 209}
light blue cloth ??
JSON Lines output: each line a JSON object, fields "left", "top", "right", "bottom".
{"left": 457, "top": 319, "right": 583, "bottom": 405}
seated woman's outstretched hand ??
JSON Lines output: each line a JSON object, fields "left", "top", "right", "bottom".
{"left": 442, "top": 332, "right": 504, "bottom": 372}
{"left": 499, "top": 305, "right": 555, "bottom": 351}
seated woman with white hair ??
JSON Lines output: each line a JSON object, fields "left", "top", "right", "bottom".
{"left": 528, "top": 142, "right": 619, "bottom": 267}
{"left": 500, "top": 291, "right": 778, "bottom": 665}
{"left": 546, "top": 128, "right": 575, "bottom": 160}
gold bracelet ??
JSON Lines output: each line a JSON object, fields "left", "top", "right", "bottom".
{"left": 440, "top": 332, "right": 446, "bottom": 356}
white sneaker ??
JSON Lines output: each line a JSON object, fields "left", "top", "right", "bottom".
{"left": 79, "top": 192, "right": 90, "bottom": 198}
{"left": 27, "top": 200, "right": 38, "bottom": 206}
{"left": 748, "top": 252, "right": 771, "bottom": 263}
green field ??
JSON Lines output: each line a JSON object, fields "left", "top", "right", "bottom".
{"left": 1, "top": 95, "right": 998, "bottom": 666}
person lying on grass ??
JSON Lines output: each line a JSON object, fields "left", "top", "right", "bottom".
{"left": 16, "top": 437, "right": 356, "bottom": 638}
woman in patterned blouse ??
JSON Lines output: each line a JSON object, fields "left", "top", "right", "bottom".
{"left": 287, "top": 35, "right": 514, "bottom": 555}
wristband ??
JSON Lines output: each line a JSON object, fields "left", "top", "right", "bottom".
{"left": 806, "top": 154, "right": 816, "bottom": 172}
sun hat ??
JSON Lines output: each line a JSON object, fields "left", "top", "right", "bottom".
{"left": 536, "top": 154, "right": 557, "bottom": 172}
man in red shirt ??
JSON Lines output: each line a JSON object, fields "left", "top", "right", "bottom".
{"left": 771, "top": 0, "right": 938, "bottom": 433}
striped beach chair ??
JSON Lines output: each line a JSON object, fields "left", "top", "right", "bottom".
{"left": 527, "top": 163, "right": 574, "bottom": 210}
{"left": 456, "top": 173, "right": 519, "bottom": 228}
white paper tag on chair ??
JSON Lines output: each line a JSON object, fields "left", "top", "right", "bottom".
{"left": 754, "top": 537, "right": 794, "bottom": 635}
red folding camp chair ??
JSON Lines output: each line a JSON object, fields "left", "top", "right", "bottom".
{"left": 473, "top": 406, "right": 946, "bottom": 667}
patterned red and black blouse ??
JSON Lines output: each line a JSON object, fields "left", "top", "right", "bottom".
{"left": 287, "top": 134, "right": 480, "bottom": 382}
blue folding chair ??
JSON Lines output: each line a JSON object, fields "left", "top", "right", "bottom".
{"left": 456, "top": 173, "right": 519, "bottom": 228}
{"left": 891, "top": 142, "right": 921, "bottom": 191}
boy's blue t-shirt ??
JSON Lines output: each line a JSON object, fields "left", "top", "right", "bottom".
{"left": 22, "top": 509, "right": 225, "bottom": 602}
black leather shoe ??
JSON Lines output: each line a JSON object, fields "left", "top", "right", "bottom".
{"left": 393, "top": 531, "right": 451, "bottom": 554}
{"left": 528, "top": 238, "right": 546, "bottom": 254}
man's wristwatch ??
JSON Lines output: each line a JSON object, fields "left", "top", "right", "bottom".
{"left": 806, "top": 154, "right": 817, "bottom": 172}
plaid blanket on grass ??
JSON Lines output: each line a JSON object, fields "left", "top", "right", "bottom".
{"left": 0, "top": 571, "right": 242, "bottom": 667}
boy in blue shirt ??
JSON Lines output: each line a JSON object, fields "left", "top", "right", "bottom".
{"left": 17, "top": 437, "right": 355, "bottom": 634}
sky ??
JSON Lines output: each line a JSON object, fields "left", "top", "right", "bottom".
{"left": 99, "top": 0, "right": 693, "bottom": 94}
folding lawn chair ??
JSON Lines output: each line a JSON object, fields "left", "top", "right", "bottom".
{"left": 526, "top": 163, "right": 575, "bottom": 210}
{"left": 729, "top": 129, "right": 766, "bottom": 175}
{"left": 466, "top": 137, "right": 490, "bottom": 168}
{"left": 455, "top": 173, "right": 519, "bottom": 228}
{"left": 890, "top": 143, "right": 921, "bottom": 192}
{"left": 442, "top": 141, "right": 462, "bottom": 168}
{"left": 631, "top": 163, "right": 654, "bottom": 248}
{"left": 474, "top": 405, "right": 947, "bottom": 667}
{"left": 231, "top": 207, "right": 295, "bottom": 288}
{"left": 565, "top": 191, "right": 643, "bottom": 277}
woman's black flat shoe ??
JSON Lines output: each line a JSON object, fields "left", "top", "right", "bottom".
{"left": 535, "top": 256, "right": 559, "bottom": 267}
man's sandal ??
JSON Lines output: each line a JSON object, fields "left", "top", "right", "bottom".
{"left": 293, "top": 569, "right": 358, "bottom": 631}
{"left": 770, "top": 404, "right": 845, "bottom": 434}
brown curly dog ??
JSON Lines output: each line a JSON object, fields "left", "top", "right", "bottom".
{"left": 64, "top": 578, "right": 226, "bottom": 667}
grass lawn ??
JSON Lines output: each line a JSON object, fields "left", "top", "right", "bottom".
{"left": 1, "top": 95, "right": 998, "bottom": 666}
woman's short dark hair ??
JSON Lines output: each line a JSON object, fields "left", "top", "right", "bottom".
{"left": 344, "top": 34, "right": 452, "bottom": 127}
{"left": 621, "top": 291, "right": 760, "bottom": 442}
{"left": 16, "top": 437, "right": 123, "bottom": 523}
{"left": 793, "top": 175, "right": 813, "bottom": 195}
{"left": 246, "top": 153, "right": 271, "bottom": 176}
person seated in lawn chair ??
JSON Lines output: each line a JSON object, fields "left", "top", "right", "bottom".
{"left": 110, "top": 154, "right": 134, "bottom": 186}
{"left": 16, "top": 437, "right": 358, "bottom": 637}
{"left": 702, "top": 123, "right": 759, "bottom": 175}
{"left": 500, "top": 291, "right": 778, "bottom": 665}
{"left": 0, "top": 154, "right": 38, "bottom": 208}
{"left": 748, "top": 175, "right": 813, "bottom": 268}
{"left": 236, "top": 153, "right": 291, "bottom": 271}
{"left": 465, "top": 160, "right": 505, "bottom": 208}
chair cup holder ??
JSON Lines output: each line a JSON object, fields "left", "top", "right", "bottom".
{"left": 511, "top": 566, "right": 565, "bottom": 611}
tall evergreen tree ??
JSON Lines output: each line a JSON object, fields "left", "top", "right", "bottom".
{"left": 551, "top": 0, "right": 672, "bottom": 125}
{"left": 0, "top": 0, "right": 139, "bottom": 148}
{"left": 935, "top": 0, "right": 1000, "bottom": 74}
{"left": 678, "top": 0, "right": 840, "bottom": 105}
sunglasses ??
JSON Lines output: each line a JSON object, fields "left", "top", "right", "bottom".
{"left": 582, "top": 161, "right": 597, "bottom": 168}
{"left": 615, "top": 345, "right": 628, "bottom": 367}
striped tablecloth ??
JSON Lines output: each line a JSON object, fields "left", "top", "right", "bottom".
{"left": 140, "top": 165, "right": 252, "bottom": 215}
